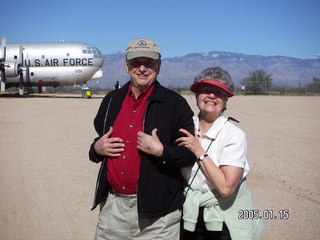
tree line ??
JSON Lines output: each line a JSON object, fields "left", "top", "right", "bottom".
{"left": 240, "top": 69, "right": 320, "bottom": 95}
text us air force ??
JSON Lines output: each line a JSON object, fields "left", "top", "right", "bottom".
{"left": 24, "top": 58, "right": 94, "bottom": 67}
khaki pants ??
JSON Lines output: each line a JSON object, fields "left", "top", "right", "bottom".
{"left": 94, "top": 191, "right": 181, "bottom": 240}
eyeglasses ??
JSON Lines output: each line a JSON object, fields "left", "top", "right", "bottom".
{"left": 197, "top": 87, "right": 226, "bottom": 97}
{"left": 127, "top": 59, "right": 159, "bottom": 68}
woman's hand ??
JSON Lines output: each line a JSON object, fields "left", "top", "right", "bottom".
{"left": 176, "top": 128, "right": 206, "bottom": 158}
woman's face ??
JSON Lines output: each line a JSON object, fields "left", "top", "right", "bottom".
{"left": 196, "top": 83, "right": 228, "bottom": 116}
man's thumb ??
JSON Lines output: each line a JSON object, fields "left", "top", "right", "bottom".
{"left": 151, "top": 128, "right": 158, "bottom": 137}
{"left": 104, "top": 126, "right": 113, "bottom": 138}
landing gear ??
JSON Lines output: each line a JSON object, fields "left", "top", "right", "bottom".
{"left": 80, "top": 83, "right": 92, "bottom": 99}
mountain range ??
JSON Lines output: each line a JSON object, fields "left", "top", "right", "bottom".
{"left": 89, "top": 51, "right": 320, "bottom": 89}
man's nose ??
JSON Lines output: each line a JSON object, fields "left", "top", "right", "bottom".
{"left": 137, "top": 64, "right": 147, "bottom": 72}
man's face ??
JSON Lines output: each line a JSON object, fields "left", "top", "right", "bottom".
{"left": 126, "top": 57, "right": 161, "bottom": 93}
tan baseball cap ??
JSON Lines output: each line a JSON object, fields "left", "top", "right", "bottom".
{"left": 126, "top": 38, "right": 161, "bottom": 60}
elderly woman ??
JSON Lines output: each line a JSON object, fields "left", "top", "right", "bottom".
{"left": 177, "top": 67, "right": 263, "bottom": 240}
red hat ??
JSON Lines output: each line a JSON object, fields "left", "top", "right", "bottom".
{"left": 190, "top": 78, "right": 234, "bottom": 97}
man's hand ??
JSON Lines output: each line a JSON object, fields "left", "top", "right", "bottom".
{"left": 137, "top": 128, "right": 163, "bottom": 157}
{"left": 94, "top": 127, "right": 125, "bottom": 157}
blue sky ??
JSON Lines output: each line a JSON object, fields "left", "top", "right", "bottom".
{"left": 2, "top": 0, "right": 320, "bottom": 59}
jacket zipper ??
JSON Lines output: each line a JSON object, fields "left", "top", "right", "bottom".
{"left": 92, "top": 97, "right": 113, "bottom": 209}
{"left": 136, "top": 99, "right": 151, "bottom": 197}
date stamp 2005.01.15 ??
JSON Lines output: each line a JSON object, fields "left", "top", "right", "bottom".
{"left": 238, "top": 209, "right": 289, "bottom": 220}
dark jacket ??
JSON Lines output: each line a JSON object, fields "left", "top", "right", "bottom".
{"left": 89, "top": 81, "right": 196, "bottom": 218}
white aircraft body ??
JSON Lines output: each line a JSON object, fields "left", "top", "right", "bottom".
{"left": 0, "top": 38, "right": 104, "bottom": 97}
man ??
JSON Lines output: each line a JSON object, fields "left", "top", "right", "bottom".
{"left": 114, "top": 81, "right": 120, "bottom": 90}
{"left": 89, "top": 38, "right": 196, "bottom": 240}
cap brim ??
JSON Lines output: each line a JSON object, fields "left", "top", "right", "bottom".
{"left": 126, "top": 51, "right": 160, "bottom": 60}
{"left": 190, "top": 79, "right": 234, "bottom": 97}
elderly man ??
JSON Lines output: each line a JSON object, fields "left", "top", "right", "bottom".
{"left": 89, "top": 38, "right": 196, "bottom": 240}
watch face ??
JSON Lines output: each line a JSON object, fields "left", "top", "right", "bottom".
{"left": 199, "top": 154, "right": 207, "bottom": 161}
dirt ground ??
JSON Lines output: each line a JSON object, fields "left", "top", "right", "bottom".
{"left": 0, "top": 94, "right": 319, "bottom": 240}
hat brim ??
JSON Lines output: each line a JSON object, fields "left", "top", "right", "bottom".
{"left": 126, "top": 51, "right": 160, "bottom": 60}
{"left": 190, "top": 79, "right": 234, "bottom": 97}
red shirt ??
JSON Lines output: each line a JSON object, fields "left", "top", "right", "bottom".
{"left": 107, "top": 84, "right": 155, "bottom": 194}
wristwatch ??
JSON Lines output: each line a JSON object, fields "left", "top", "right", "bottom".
{"left": 198, "top": 153, "right": 208, "bottom": 161}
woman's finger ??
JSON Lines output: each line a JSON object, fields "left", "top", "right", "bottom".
{"left": 179, "top": 128, "right": 192, "bottom": 137}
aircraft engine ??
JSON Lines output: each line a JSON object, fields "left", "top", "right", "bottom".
{"left": 1, "top": 38, "right": 25, "bottom": 94}
{"left": 2, "top": 62, "right": 21, "bottom": 77}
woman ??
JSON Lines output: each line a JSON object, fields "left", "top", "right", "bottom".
{"left": 177, "top": 67, "right": 263, "bottom": 240}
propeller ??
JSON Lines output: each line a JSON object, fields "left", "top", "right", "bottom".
{"left": 18, "top": 44, "right": 31, "bottom": 95}
{"left": 0, "top": 38, "right": 28, "bottom": 95}
{"left": 18, "top": 44, "right": 24, "bottom": 95}
{"left": 0, "top": 37, "right": 7, "bottom": 92}
{"left": 19, "top": 68, "right": 24, "bottom": 95}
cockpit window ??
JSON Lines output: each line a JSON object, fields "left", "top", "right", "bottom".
{"left": 82, "top": 47, "right": 103, "bottom": 59}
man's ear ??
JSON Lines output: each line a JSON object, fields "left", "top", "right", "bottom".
{"left": 125, "top": 61, "right": 129, "bottom": 73}
{"left": 156, "top": 60, "right": 161, "bottom": 74}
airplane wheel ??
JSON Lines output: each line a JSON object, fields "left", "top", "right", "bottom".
{"left": 82, "top": 90, "right": 91, "bottom": 99}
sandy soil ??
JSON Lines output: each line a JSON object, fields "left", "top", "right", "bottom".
{"left": 0, "top": 94, "right": 319, "bottom": 240}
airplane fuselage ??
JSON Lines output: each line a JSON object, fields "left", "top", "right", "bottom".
{"left": 0, "top": 41, "right": 104, "bottom": 87}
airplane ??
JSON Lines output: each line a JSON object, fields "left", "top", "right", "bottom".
{"left": 0, "top": 37, "right": 104, "bottom": 98}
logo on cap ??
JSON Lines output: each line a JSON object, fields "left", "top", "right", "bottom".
{"left": 137, "top": 40, "right": 147, "bottom": 47}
